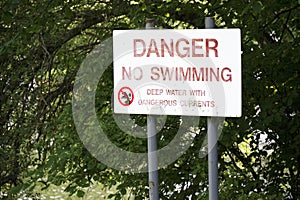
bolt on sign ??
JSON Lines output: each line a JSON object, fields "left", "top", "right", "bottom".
{"left": 113, "top": 29, "right": 242, "bottom": 117}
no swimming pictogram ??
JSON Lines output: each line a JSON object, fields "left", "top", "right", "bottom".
{"left": 118, "top": 86, "right": 134, "bottom": 106}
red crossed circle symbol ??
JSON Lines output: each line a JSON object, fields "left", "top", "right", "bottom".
{"left": 118, "top": 86, "right": 134, "bottom": 106}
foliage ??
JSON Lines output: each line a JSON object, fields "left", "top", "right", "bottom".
{"left": 0, "top": 0, "right": 299, "bottom": 199}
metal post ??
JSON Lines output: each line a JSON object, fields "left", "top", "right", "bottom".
{"left": 146, "top": 18, "right": 159, "bottom": 200}
{"left": 147, "top": 115, "right": 159, "bottom": 200}
{"left": 207, "top": 117, "right": 219, "bottom": 200}
{"left": 205, "top": 17, "right": 219, "bottom": 200}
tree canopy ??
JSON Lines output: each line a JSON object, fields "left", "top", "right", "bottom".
{"left": 0, "top": 0, "right": 299, "bottom": 199}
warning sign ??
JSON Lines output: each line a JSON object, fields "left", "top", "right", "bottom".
{"left": 113, "top": 29, "right": 242, "bottom": 117}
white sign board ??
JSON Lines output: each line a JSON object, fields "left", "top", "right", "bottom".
{"left": 113, "top": 29, "right": 241, "bottom": 117}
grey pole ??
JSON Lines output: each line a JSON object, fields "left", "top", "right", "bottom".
{"left": 205, "top": 17, "right": 219, "bottom": 200}
{"left": 207, "top": 117, "right": 219, "bottom": 200}
{"left": 146, "top": 19, "right": 159, "bottom": 200}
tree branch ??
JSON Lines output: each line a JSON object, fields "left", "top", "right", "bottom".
{"left": 279, "top": 10, "right": 292, "bottom": 43}
{"left": 262, "top": 4, "right": 300, "bottom": 29}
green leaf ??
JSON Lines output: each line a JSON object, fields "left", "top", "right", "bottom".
{"left": 76, "top": 190, "right": 85, "bottom": 198}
